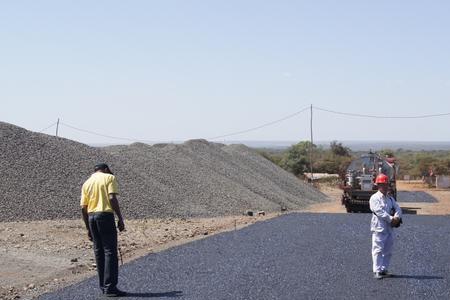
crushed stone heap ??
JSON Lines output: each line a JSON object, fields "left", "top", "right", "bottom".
{"left": 0, "top": 121, "right": 328, "bottom": 221}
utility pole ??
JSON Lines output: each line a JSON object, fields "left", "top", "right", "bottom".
{"left": 56, "top": 118, "right": 60, "bottom": 137}
{"left": 309, "top": 105, "right": 314, "bottom": 183}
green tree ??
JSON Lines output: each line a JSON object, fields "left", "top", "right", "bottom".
{"left": 413, "top": 153, "right": 437, "bottom": 177}
{"left": 379, "top": 148, "right": 395, "bottom": 158}
{"left": 330, "top": 140, "right": 350, "bottom": 157}
{"left": 281, "top": 141, "right": 315, "bottom": 176}
{"left": 256, "top": 149, "right": 283, "bottom": 166}
{"left": 314, "top": 141, "right": 352, "bottom": 175}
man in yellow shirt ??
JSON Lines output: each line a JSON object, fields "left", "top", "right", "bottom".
{"left": 81, "top": 163, "right": 126, "bottom": 297}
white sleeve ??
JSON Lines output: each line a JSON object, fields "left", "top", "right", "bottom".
{"left": 393, "top": 198, "right": 402, "bottom": 218}
{"left": 370, "top": 196, "right": 393, "bottom": 223}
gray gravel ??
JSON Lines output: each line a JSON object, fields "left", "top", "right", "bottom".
{"left": 0, "top": 122, "right": 327, "bottom": 221}
{"left": 38, "top": 213, "right": 450, "bottom": 300}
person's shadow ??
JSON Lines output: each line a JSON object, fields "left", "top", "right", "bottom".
{"left": 390, "top": 274, "right": 443, "bottom": 280}
{"left": 104, "top": 290, "right": 183, "bottom": 298}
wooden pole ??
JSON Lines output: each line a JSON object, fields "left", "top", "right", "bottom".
{"left": 310, "top": 105, "right": 314, "bottom": 182}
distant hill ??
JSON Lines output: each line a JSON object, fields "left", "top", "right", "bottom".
{"left": 227, "top": 141, "right": 450, "bottom": 151}
{"left": 92, "top": 140, "right": 450, "bottom": 151}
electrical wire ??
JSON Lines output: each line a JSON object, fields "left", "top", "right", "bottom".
{"left": 60, "top": 122, "right": 154, "bottom": 143}
{"left": 208, "top": 106, "right": 310, "bottom": 140}
{"left": 314, "top": 106, "right": 450, "bottom": 119}
{"left": 39, "top": 122, "right": 57, "bottom": 133}
{"left": 45, "top": 105, "right": 450, "bottom": 143}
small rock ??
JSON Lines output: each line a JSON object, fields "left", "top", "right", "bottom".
{"left": 70, "top": 258, "right": 78, "bottom": 263}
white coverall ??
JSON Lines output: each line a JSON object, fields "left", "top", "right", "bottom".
{"left": 369, "top": 190, "right": 402, "bottom": 273}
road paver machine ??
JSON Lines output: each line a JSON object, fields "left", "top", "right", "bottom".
{"left": 341, "top": 152, "right": 398, "bottom": 213}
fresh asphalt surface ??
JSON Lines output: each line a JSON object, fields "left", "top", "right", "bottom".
{"left": 397, "top": 191, "right": 438, "bottom": 203}
{"left": 39, "top": 213, "right": 450, "bottom": 300}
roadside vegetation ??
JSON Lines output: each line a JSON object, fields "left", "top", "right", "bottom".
{"left": 256, "top": 141, "right": 450, "bottom": 179}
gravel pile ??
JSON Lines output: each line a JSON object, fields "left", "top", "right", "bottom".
{"left": 0, "top": 122, "right": 328, "bottom": 221}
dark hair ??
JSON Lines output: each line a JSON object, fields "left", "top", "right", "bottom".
{"left": 94, "top": 163, "right": 113, "bottom": 174}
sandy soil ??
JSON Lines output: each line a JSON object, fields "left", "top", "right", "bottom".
{"left": 2, "top": 180, "right": 449, "bottom": 300}
{"left": 305, "top": 180, "right": 450, "bottom": 215}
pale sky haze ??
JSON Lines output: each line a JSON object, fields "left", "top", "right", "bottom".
{"left": 1, "top": 1, "right": 449, "bottom": 144}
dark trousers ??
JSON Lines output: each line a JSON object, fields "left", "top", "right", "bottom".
{"left": 88, "top": 212, "right": 118, "bottom": 293}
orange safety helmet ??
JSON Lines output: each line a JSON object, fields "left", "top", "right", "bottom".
{"left": 375, "top": 173, "right": 389, "bottom": 184}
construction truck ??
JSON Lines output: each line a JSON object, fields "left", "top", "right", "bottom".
{"left": 341, "top": 152, "right": 398, "bottom": 213}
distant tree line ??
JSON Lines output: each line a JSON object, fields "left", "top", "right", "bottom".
{"left": 257, "top": 141, "right": 450, "bottom": 178}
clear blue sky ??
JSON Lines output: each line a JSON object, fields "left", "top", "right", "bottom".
{"left": 1, "top": 1, "right": 449, "bottom": 144}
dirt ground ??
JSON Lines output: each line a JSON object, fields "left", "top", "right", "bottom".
{"left": 1, "top": 180, "right": 449, "bottom": 300}
{"left": 307, "top": 180, "right": 450, "bottom": 215}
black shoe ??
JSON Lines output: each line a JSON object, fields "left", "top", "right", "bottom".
{"left": 374, "top": 272, "right": 383, "bottom": 280}
{"left": 380, "top": 270, "right": 392, "bottom": 277}
{"left": 104, "top": 289, "right": 127, "bottom": 297}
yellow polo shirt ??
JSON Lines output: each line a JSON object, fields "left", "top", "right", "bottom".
{"left": 80, "top": 172, "right": 119, "bottom": 213}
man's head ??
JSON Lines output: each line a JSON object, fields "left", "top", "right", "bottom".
{"left": 375, "top": 173, "right": 389, "bottom": 194}
{"left": 94, "top": 163, "right": 113, "bottom": 175}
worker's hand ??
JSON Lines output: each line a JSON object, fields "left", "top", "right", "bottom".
{"left": 117, "top": 219, "right": 125, "bottom": 232}
{"left": 87, "top": 230, "right": 92, "bottom": 241}
{"left": 391, "top": 217, "right": 401, "bottom": 228}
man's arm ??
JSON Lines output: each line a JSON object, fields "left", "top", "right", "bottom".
{"left": 109, "top": 193, "right": 125, "bottom": 231}
{"left": 81, "top": 205, "right": 92, "bottom": 241}
{"left": 393, "top": 199, "right": 402, "bottom": 218}
{"left": 390, "top": 197, "right": 402, "bottom": 227}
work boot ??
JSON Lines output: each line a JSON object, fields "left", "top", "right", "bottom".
{"left": 104, "top": 288, "right": 127, "bottom": 297}
{"left": 374, "top": 272, "right": 383, "bottom": 280}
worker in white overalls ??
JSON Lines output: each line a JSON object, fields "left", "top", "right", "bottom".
{"left": 369, "top": 173, "right": 402, "bottom": 279}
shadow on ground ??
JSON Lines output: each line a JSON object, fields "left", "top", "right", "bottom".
{"left": 391, "top": 275, "right": 444, "bottom": 280}
{"left": 400, "top": 207, "right": 420, "bottom": 214}
{"left": 121, "top": 291, "right": 183, "bottom": 298}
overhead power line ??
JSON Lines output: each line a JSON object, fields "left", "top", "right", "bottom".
{"left": 208, "top": 106, "right": 310, "bottom": 140}
{"left": 314, "top": 106, "right": 450, "bottom": 119}
{"left": 60, "top": 122, "right": 155, "bottom": 143}
{"left": 39, "top": 122, "right": 58, "bottom": 133}
{"left": 42, "top": 105, "right": 450, "bottom": 143}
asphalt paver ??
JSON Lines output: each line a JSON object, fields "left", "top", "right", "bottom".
{"left": 39, "top": 213, "right": 450, "bottom": 299}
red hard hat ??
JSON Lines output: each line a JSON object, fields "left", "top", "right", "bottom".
{"left": 375, "top": 173, "right": 389, "bottom": 184}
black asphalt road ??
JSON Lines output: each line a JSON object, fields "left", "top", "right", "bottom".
{"left": 397, "top": 191, "right": 438, "bottom": 203}
{"left": 39, "top": 213, "right": 450, "bottom": 300}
